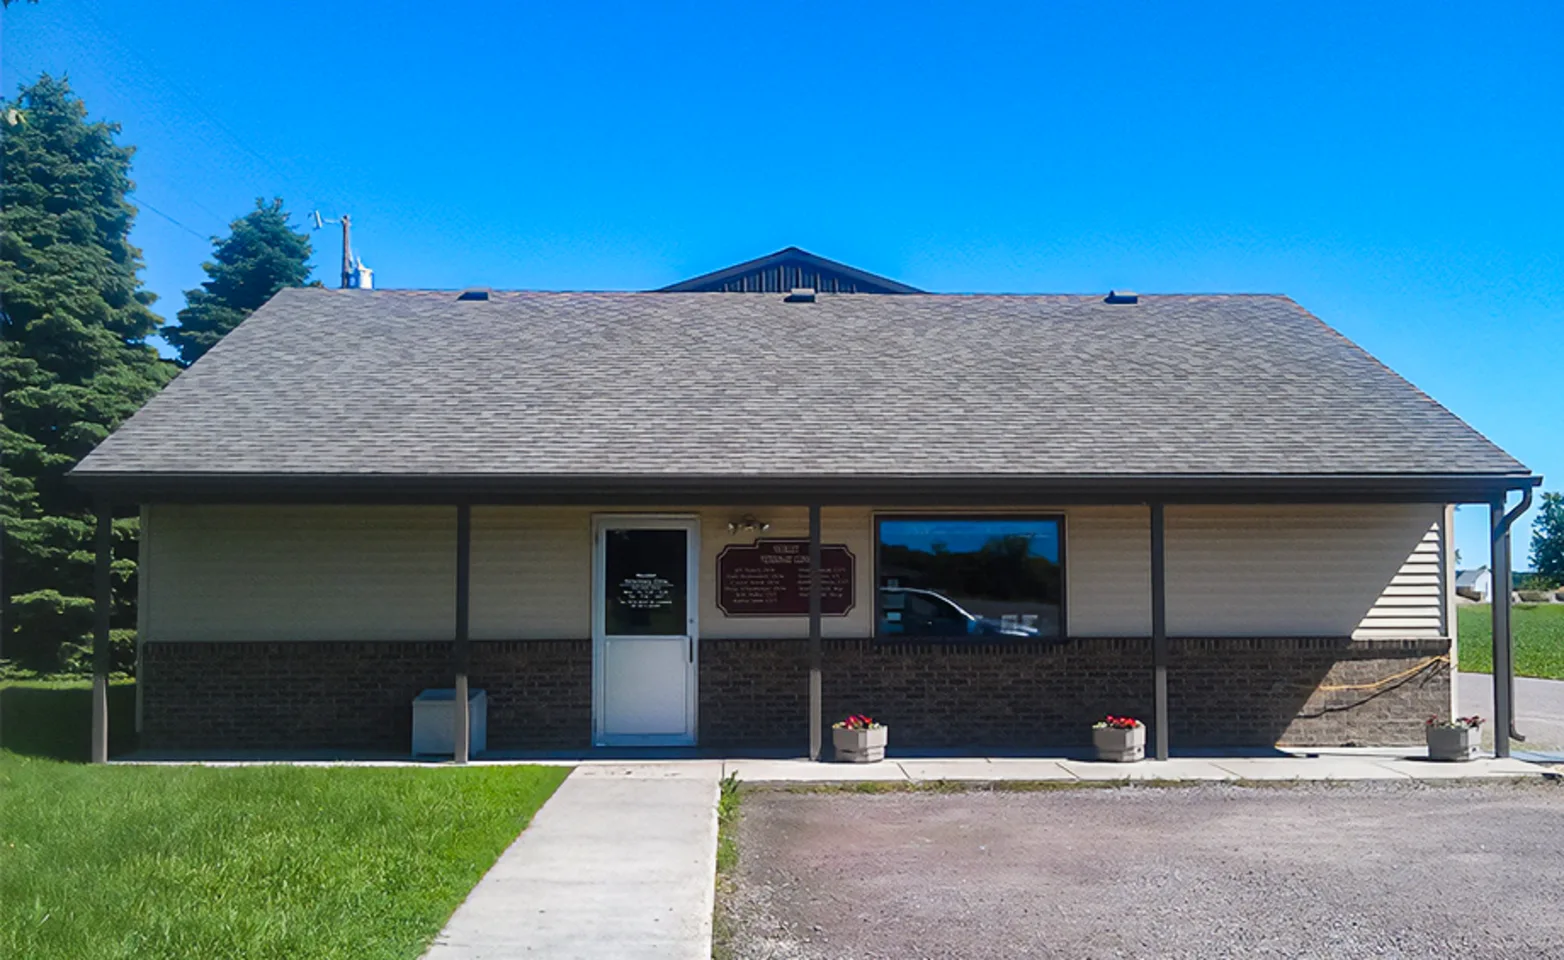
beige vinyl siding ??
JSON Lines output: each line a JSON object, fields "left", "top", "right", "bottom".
{"left": 470, "top": 507, "right": 591, "bottom": 640}
{"left": 142, "top": 505, "right": 456, "bottom": 642}
{"left": 1062, "top": 507, "right": 1153, "bottom": 637}
{"left": 470, "top": 505, "right": 1142, "bottom": 639}
{"left": 146, "top": 504, "right": 876, "bottom": 642}
{"left": 143, "top": 502, "right": 1449, "bottom": 644}
{"left": 472, "top": 507, "right": 874, "bottom": 639}
{"left": 1164, "top": 504, "right": 1446, "bottom": 638}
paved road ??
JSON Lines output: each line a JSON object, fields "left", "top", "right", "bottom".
{"left": 722, "top": 782, "right": 1564, "bottom": 960}
{"left": 1458, "top": 671, "right": 1564, "bottom": 753}
{"left": 425, "top": 763, "right": 720, "bottom": 960}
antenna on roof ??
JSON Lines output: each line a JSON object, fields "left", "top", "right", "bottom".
{"left": 310, "top": 211, "right": 373, "bottom": 289}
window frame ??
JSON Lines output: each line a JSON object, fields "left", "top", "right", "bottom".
{"left": 872, "top": 512, "right": 1069, "bottom": 643}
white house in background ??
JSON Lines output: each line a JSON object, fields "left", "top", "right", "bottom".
{"left": 1456, "top": 566, "right": 1493, "bottom": 601}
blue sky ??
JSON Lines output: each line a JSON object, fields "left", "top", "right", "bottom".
{"left": 3, "top": 1, "right": 1559, "bottom": 563}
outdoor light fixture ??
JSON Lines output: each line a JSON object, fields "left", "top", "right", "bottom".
{"left": 727, "top": 514, "right": 771, "bottom": 535}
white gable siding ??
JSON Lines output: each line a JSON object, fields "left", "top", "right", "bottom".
{"left": 1352, "top": 517, "right": 1448, "bottom": 639}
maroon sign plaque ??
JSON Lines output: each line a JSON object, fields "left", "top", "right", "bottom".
{"left": 716, "top": 539, "right": 855, "bottom": 617}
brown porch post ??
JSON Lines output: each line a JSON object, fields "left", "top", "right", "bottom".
{"left": 1490, "top": 499, "right": 1513, "bottom": 758}
{"left": 808, "top": 504, "right": 823, "bottom": 761}
{"left": 1150, "top": 502, "right": 1169, "bottom": 761}
{"left": 453, "top": 503, "right": 472, "bottom": 763}
{"left": 90, "top": 500, "right": 112, "bottom": 764}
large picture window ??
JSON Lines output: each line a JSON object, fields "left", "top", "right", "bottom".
{"left": 876, "top": 516, "right": 1064, "bottom": 640}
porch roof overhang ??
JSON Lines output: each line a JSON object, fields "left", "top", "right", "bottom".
{"left": 69, "top": 470, "right": 1540, "bottom": 507}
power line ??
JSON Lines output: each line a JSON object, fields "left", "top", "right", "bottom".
{"left": 136, "top": 198, "right": 210, "bottom": 242}
{"left": 77, "top": 4, "right": 314, "bottom": 196}
{"left": 75, "top": 7, "right": 342, "bottom": 248}
{"left": 173, "top": 192, "right": 232, "bottom": 232}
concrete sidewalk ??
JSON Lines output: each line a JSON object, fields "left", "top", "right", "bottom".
{"left": 722, "top": 748, "right": 1549, "bottom": 784}
{"left": 121, "top": 746, "right": 1557, "bottom": 778}
{"left": 423, "top": 762, "right": 721, "bottom": 960}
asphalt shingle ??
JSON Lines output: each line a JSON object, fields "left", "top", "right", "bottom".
{"left": 71, "top": 289, "right": 1526, "bottom": 479}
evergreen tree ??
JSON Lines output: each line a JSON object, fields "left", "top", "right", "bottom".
{"left": 166, "top": 198, "right": 313, "bottom": 366}
{"left": 1, "top": 74, "right": 175, "bottom": 669}
{"left": 1529, "top": 492, "right": 1564, "bottom": 587}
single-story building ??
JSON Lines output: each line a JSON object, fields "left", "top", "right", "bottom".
{"left": 70, "top": 248, "right": 1540, "bottom": 761}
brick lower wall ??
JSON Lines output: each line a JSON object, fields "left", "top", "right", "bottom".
{"left": 141, "top": 636, "right": 1449, "bottom": 752}
{"left": 140, "top": 640, "right": 590, "bottom": 751}
{"left": 700, "top": 637, "right": 1449, "bottom": 748}
{"left": 472, "top": 641, "right": 592, "bottom": 748}
{"left": 1170, "top": 638, "right": 1450, "bottom": 746}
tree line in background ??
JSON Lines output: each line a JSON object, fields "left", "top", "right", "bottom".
{"left": 1528, "top": 493, "right": 1564, "bottom": 590}
{"left": 2, "top": 74, "right": 314, "bottom": 671}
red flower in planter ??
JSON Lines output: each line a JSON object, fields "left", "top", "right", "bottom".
{"left": 1094, "top": 715, "right": 1143, "bottom": 730}
{"left": 833, "top": 714, "right": 883, "bottom": 730}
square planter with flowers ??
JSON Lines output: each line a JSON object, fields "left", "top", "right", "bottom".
{"left": 832, "top": 714, "right": 888, "bottom": 763}
{"left": 1426, "top": 715, "right": 1482, "bottom": 761}
{"left": 1092, "top": 715, "right": 1146, "bottom": 762}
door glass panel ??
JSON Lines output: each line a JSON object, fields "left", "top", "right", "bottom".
{"left": 603, "top": 528, "right": 688, "bottom": 635}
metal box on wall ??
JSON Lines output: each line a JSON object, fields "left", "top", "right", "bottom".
{"left": 412, "top": 688, "right": 487, "bottom": 756}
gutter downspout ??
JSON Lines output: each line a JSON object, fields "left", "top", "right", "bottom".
{"left": 1492, "top": 483, "right": 1537, "bottom": 754}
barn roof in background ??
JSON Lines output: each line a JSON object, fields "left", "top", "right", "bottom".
{"left": 656, "top": 246, "right": 923, "bottom": 294}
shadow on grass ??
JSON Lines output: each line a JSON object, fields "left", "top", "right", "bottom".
{"left": 0, "top": 680, "right": 137, "bottom": 762}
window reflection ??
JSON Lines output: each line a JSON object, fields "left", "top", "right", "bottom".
{"left": 876, "top": 517, "right": 1063, "bottom": 640}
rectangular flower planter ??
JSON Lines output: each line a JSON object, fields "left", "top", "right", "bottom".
{"left": 1092, "top": 724, "right": 1146, "bottom": 762}
{"left": 1426, "top": 724, "right": 1479, "bottom": 762}
{"left": 832, "top": 725, "right": 888, "bottom": 763}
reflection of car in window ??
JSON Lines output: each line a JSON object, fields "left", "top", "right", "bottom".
{"left": 878, "top": 587, "right": 1041, "bottom": 638}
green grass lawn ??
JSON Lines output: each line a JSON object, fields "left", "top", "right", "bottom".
{"left": 1457, "top": 603, "right": 1564, "bottom": 680}
{"left": 1, "top": 677, "right": 137, "bottom": 761}
{"left": 0, "top": 753, "right": 568, "bottom": 960}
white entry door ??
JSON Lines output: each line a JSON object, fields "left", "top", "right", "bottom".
{"left": 593, "top": 515, "right": 699, "bottom": 746}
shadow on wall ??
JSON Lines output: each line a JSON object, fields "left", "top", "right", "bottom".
{"left": 1169, "top": 640, "right": 1449, "bottom": 747}
{"left": 1170, "top": 645, "right": 1333, "bottom": 746}
{"left": 0, "top": 681, "right": 137, "bottom": 762}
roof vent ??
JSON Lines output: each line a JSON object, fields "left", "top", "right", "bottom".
{"left": 457, "top": 288, "right": 491, "bottom": 302}
{"left": 783, "top": 287, "right": 817, "bottom": 303}
{"left": 1105, "top": 290, "right": 1138, "bottom": 305}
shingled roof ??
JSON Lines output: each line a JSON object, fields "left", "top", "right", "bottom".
{"left": 72, "top": 288, "right": 1529, "bottom": 500}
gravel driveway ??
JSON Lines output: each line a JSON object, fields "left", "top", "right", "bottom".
{"left": 719, "top": 781, "right": 1564, "bottom": 959}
